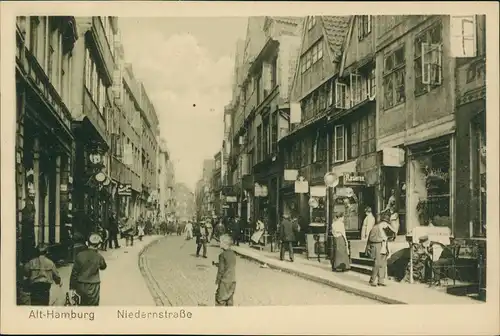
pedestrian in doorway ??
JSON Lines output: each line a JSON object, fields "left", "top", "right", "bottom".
{"left": 280, "top": 213, "right": 300, "bottom": 262}
{"left": 69, "top": 233, "right": 107, "bottom": 306}
{"left": 330, "top": 212, "right": 350, "bottom": 272}
{"left": 23, "top": 244, "right": 63, "bottom": 305}
{"left": 360, "top": 207, "right": 376, "bottom": 241}
{"left": 231, "top": 216, "right": 241, "bottom": 247}
{"left": 366, "top": 211, "right": 391, "bottom": 287}
{"left": 213, "top": 234, "right": 236, "bottom": 306}
{"left": 97, "top": 225, "right": 109, "bottom": 251}
{"left": 195, "top": 221, "right": 209, "bottom": 258}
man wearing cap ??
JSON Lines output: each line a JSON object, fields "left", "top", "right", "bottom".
{"left": 366, "top": 212, "right": 391, "bottom": 287}
{"left": 213, "top": 234, "right": 237, "bottom": 306}
{"left": 70, "top": 233, "right": 107, "bottom": 306}
{"left": 23, "top": 244, "right": 62, "bottom": 305}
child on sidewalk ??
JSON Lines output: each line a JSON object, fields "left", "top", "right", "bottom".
{"left": 69, "top": 233, "right": 107, "bottom": 306}
{"left": 212, "top": 234, "right": 236, "bottom": 306}
{"left": 23, "top": 244, "right": 62, "bottom": 305}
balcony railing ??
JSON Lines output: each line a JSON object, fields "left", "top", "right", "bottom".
{"left": 84, "top": 88, "right": 109, "bottom": 143}
{"left": 92, "top": 17, "right": 115, "bottom": 81}
{"left": 17, "top": 39, "right": 72, "bottom": 132}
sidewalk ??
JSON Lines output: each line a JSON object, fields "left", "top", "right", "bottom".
{"left": 50, "top": 235, "right": 162, "bottom": 306}
{"left": 232, "top": 244, "right": 482, "bottom": 305}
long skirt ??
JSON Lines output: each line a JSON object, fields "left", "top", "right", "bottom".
{"left": 75, "top": 282, "right": 101, "bottom": 306}
{"left": 332, "top": 236, "right": 350, "bottom": 271}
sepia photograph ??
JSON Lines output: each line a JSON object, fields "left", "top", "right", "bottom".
{"left": 1, "top": 2, "right": 499, "bottom": 335}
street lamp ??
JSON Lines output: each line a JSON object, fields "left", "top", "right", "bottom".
{"left": 324, "top": 172, "right": 339, "bottom": 262}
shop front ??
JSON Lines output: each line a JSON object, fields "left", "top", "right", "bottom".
{"left": 406, "top": 135, "right": 454, "bottom": 234}
{"left": 16, "top": 54, "right": 74, "bottom": 265}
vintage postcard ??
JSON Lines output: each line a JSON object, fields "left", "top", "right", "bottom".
{"left": 1, "top": 1, "right": 499, "bottom": 335}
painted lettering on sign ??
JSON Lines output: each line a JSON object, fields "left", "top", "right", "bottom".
{"left": 343, "top": 173, "right": 365, "bottom": 185}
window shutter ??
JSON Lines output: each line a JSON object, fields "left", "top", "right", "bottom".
{"left": 421, "top": 42, "right": 431, "bottom": 85}
{"left": 367, "top": 15, "right": 372, "bottom": 34}
{"left": 430, "top": 44, "right": 442, "bottom": 85}
{"left": 357, "top": 16, "right": 363, "bottom": 40}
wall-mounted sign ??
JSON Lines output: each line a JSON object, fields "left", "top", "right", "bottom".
{"left": 310, "top": 185, "right": 326, "bottom": 197}
{"left": 341, "top": 172, "right": 365, "bottom": 186}
{"left": 254, "top": 183, "right": 268, "bottom": 197}
{"left": 16, "top": 152, "right": 21, "bottom": 164}
{"left": 60, "top": 184, "right": 68, "bottom": 192}
{"left": 382, "top": 147, "right": 405, "bottom": 167}
{"left": 68, "top": 176, "right": 73, "bottom": 184}
{"left": 118, "top": 184, "right": 132, "bottom": 196}
{"left": 284, "top": 169, "right": 299, "bottom": 181}
{"left": 294, "top": 177, "right": 309, "bottom": 194}
{"left": 226, "top": 196, "right": 237, "bottom": 203}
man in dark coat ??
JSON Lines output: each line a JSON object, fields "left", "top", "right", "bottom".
{"left": 108, "top": 212, "right": 120, "bottom": 249}
{"left": 231, "top": 216, "right": 241, "bottom": 246}
{"left": 194, "top": 221, "right": 209, "bottom": 258}
{"left": 279, "top": 213, "right": 299, "bottom": 262}
{"left": 213, "top": 234, "right": 237, "bottom": 306}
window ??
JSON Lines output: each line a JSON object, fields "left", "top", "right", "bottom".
{"left": 360, "top": 116, "right": 368, "bottom": 155}
{"left": 470, "top": 116, "right": 486, "bottom": 237}
{"left": 357, "top": 15, "right": 372, "bottom": 40}
{"left": 383, "top": 45, "right": 406, "bottom": 110}
{"left": 350, "top": 72, "right": 366, "bottom": 106}
{"left": 450, "top": 15, "right": 477, "bottom": 58}
{"left": 307, "top": 16, "right": 316, "bottom": 30}
{"left": 29, "top": 17, "right": 39, "bottom": 57}
{"left": 319, "top": 85, "right": 326, "bottom": 110}
{"left": 334, "top": 125, "right": 345, "bottom": 163}
{"left": 415, "top": 22, "right": 443, "bottom": 95}
{"left": 367, "top": 68, "right": 376, "bottom": 99}
{"left": 312, "top": 132, "right": 319, "bottom": 163}
{"left": 335, "top": 81, "right": 348, "bottom": 109}
{"left": 271, "top": 112, "right": 278, "bottom": 154}
{"left": 349, "top": 121, "right": 359, "bottom": 159}
{"left": 257, "top": 125, "right": 262, "bottom": 162}
{"left": 300, "top": 39, "right": 323, "bottom": 73}
{"left": 271, "top": 57, "right": 277, "bottom": 89}
{"left": 327, "top": 80, "right": 334, "bottom": 106}
{"left": 263, "top": 117, "right": 269, "bottom": 157}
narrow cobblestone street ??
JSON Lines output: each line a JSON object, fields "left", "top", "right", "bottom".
{"left": 143, "top": 236, "right": 380, "bottom": 306}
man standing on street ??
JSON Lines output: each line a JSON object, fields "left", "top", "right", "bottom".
{"left": 366, "top": 211, "right": 390, "bottom": 287}
{"left": 213, "top": 234, "right": 236, "bottom": 306}
{"left": 195, "top": 221, "right": 209, "bottom": 258}
{"left": 280, "top": 213, "right": 299, "bottom": 262}
{"left": 231, "top": 216, "right": 241, "bottom": 246}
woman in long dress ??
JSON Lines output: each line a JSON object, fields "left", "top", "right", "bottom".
{"left": 331, "top": 212, "right": 350, "bottom": 272}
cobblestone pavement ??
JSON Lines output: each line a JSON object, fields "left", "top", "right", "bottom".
{"left": 143, "top": 236, "right": 380, "bottom": 306}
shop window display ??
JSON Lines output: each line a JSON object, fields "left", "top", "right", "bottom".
{"left": 410, "top": 140, "right": 452, "bottom": 230}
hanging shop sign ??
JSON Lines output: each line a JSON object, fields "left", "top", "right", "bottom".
{"left": 284, "top": 169, "right": 299, "bottom": 181}
{"left": 254, "top": 183, "right": 268, "bottom": 197}
{"left": 117, "top": 184, "right": 132, "bottom": 196}
{"left": 324, "top": 172, "right": 339, "bottom": 188}
{"left": 382, "top": 147, "right": 405, "bottom": 167}
{"left": 294, "top": 176, "right": 309, "bottom": 194}
{"left": 60, "top": 184, "right": 68, "bottom": 192}
{"left": 226, "top": 196, "right": 237, "bottom": 203}
{"left": 95, "top": 172, "right": 106, "bottom": 182}
{"left": 310, "top": 185, "right": 326, "bottom": 197}
{"left": 340, "top": 172, "right": 366, "bottom": 186}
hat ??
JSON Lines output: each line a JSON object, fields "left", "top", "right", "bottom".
{"left": 219, "top": 234, "right": 233, "bottom": 247}
{"left": 418, "top": 235, "right": 429, "bottom": 243}
{"left": 37, "top": 244, "right": 48, "bottom": 253}
{"left": 88, "top": 233, "right": 102, "bottom": 246}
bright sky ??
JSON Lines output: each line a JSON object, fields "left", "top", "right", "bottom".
{"left": 119, "top": 17, "right": 247, "bottom": 191}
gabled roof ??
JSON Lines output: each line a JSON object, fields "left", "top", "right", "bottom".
{"left": 288, "top": 16, "right": 351, "bottom": 103}
{"left": 320, "top": 16, "right": 351, "bottom": 63}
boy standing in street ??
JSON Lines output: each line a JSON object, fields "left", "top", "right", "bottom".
{"left": 23, "top": 244, "right": 63, "bottom": 305}
{"left": 213, "top": 234, "right": 236, "bottom": 306}
{"left": 70, "top": 233, "right": 107, "bottom": 306}
{"left": 195, "top": 221, "right": 209, "bottom": 258}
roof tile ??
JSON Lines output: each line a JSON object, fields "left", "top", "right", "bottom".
{"left": 320, "top": 16, "right": 351, "bottom": 62}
